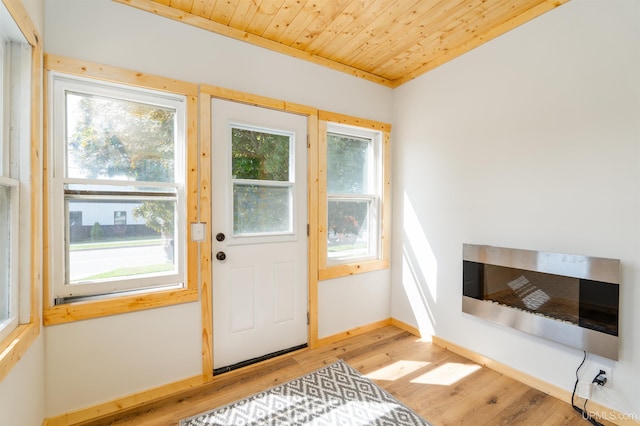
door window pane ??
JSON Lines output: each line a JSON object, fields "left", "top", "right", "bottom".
{"left": 232, "top": 128, "right": 290, "bottom": 181}
{"left": 65, "top": 92, "right": 176, "bottom": 182}
{"left": 233, "top": 184, "right": 292, "bottom": 235}
{"left": 231, "top": 126, "right": 295, "bottom": 237}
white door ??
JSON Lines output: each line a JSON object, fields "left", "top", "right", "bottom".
{"left": 211, "top": 99, "right": 308, "bottom": 371}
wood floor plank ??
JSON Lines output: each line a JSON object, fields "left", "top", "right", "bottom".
{"left": 77, "top": 326, "right": 616, "bottom": 426}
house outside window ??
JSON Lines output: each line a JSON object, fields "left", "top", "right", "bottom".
{"left": 114, "top": 211, "right": 126, "bottom": 226}
{"left": 49, "top": 72, "right": 186, "bottom": 301}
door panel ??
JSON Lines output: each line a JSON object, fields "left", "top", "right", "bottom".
{"left": 211, "top": 99, "right": 308, "bottom": 370}
{"left": 228, "top": 266, "right": 255, "bottom": 334}
{"left": 274, "top": 261, "right": 296, "bottom": 324}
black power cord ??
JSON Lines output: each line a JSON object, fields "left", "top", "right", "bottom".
{"left": 572, "top": 351, "right": 605, "bottom": 426}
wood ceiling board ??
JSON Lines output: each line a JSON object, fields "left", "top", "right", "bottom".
{"left": 116, "top": 0, "right": 569, "bottom": 87}
{"left": 289, "top": 1, "right": 352, "bottom": 51}
{"left": 261, "top": 0, "right": 308, "bottom": 40}
{"left": 245, "top": 0, "right": 287, "bottom": 36}
{"left": 277, "top": 0, "right": 333, "bottom": 47}
{"left": 344, "top": 0, "right": 459, "bottom": 72}
{"left": 324, "top": 0, "right": 424, "bottom": 64}
{"left": 188, "top": 0, "right": 211, "bottom": 18}
{"left": 302, "top": 0, "right": 378, "bottom": 55}
{"left": 209, "top": 0, "right": 239, "bottom": 25}
{"left": 169, "top": 0, "right": 194, "bottom": 10}
{"left": 228, "top": 0, "right": 262, "bottom": 30}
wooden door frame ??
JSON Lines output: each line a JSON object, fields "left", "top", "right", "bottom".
{"left": 198, "top": 85, "right": 319, "bottom": 380}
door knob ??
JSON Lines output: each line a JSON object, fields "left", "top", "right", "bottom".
{"left": 216, "top": 251, "right": 226, "bottom": 261}
{"left": 216, "top": 232, "right": 225, "bottom": 242}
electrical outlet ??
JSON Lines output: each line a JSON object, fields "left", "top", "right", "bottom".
{"left": 586, "top": 361, "right": 613, "bottom": 387}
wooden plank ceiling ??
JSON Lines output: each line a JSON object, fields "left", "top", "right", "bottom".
{"left": 117, "top": 0, "right": 568, "bottom": 87}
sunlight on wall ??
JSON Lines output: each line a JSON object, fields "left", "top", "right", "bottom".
{"left": 410, "top": 362, "right": 481, "bottom": 386}
{"left": 401, "top": 192, "right": 438, "bottom": 336}
{"left": 365, "top": 360, "right": 430, "bottom": 381}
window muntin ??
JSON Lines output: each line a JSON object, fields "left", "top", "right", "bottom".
{"left": 326, "top": 126, "right": 381, "bottom": 264}
{"left": 230, "top": 125, "right": 295, "bottom": 238}
{"left": 51, "top": 74, "right": 186, "bottom": 300}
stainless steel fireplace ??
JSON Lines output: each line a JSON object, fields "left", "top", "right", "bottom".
{"left": 462, "top": 244, "right": 620, "bottom": 360}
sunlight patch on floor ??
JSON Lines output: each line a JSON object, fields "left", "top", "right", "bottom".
{"left": 410, "top": 362, "right": 481, "bottom": 386}
{"left": 365, "top": 360, "right": 430, "bottom": 381}
{"left": 314, "top": 400, "right": 408, "bottom": 425}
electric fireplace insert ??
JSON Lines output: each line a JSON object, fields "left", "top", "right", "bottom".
{"left": 462, "top": 244, "right": 620, "bottom": 360}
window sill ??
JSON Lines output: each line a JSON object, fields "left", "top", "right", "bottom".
{"left": 319, "top": 258, "right": 389, "bottom": 280}
{"left": 43, "top": 287, "right": 198, "bottom": 326}
{"left": 0, "top": 322, "right": 40, "bottom": 382}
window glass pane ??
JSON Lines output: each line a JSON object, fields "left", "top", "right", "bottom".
{"left": 327, "top": 133, "right": 372, "bottom": 194}
{"left": 233, "top": 184, "right": 291, "bottom": 235}
{"left": 232, "top": 128, "right": 290, "bottom": 181}
{"left": 0, "top": 185, "right": 10, "bottom": 321}
{"left": 327, "top": 199, "right": 371, "bottom": 260}
{"left": 66, "top": 198, "right": 176, "bottom": 283}
{"left": 65, "top": 91, "right": 176, "bottom": 182}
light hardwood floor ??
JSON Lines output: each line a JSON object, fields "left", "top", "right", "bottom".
{"left": 80, "top": 326, "right": 614, "bottom": 425}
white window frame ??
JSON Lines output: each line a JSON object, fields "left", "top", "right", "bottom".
{"left": 0, "top": 9, "right": 32, "bottom": 343}
{"left": 318, "top": 112, "right": 391, "bottom": 281}
{"left": 325, "top": 123, "right": 383, "bottom": 265}
{"left": 0, "top": 179, "right": 19, "bottom": 343}
{"left": 49, "top": 73, "right": 187, "bottom": 301}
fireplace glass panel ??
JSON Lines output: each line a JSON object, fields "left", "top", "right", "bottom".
{"left": 463, "top": 260, "right": 618, "bottom": 336}
{"left": 579, "top": 279, "right": 619, "bottom": 336}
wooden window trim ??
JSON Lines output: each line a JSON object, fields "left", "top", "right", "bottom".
{"left": 0, "top": 0, "right": 42, "bottom": 382}
{"left": 318, "top": 111, "right": 391, "bottom": 281}
{"left": 42, "top": 55, "right": 199, "bottom": 326}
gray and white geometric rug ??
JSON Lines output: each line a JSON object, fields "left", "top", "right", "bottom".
{"left": 181, "top": 359, "right": 431, "bottom": 425}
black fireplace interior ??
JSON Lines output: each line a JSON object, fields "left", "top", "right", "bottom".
{"left": 463, "top": 260, "right": 619, "bottom": 336}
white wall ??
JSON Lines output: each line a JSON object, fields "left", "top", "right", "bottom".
{"left": 318, "top": 270, "right": 391, "bottom": 339}
{"left": 0, "top": 337, "right": 45, "bottom": 426}
{"left": 43, "top": 0, "right": 393, "bottom": 417}
{"left": 392, "top": 0, "right": 639, "bottom": 418}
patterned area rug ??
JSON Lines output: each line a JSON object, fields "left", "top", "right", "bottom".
{"left": 181, "top": 359, "right": 431, "bottom": 425}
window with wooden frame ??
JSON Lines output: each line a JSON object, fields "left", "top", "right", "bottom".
{"left": 43, "top": 56, "right": 199, "bottom": 325}
{"left": 318, "top": 111, "right": 391, "bottom": 280}
{"left": 0, "top": 0, "right": 41, "bottom": 383}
